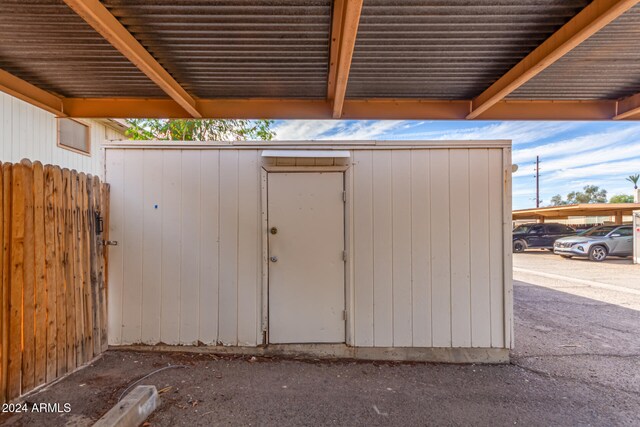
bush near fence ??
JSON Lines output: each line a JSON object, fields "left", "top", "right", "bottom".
{"left": 0, "top": 159, "right": 110, "bottom": 403}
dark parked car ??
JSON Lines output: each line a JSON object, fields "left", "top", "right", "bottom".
{"left": 512, "top": 223, "right": 577, "bottom": 252}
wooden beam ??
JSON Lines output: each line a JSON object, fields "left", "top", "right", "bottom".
{"left": 476, "top": 100, "right": 618, "bottom": 121}
{"left": 614, "top": 92, "right": 640, "bottom": 120}
{"left": 327, "top": 0, "right": 345, "bottom": 102}
{"left": 342, "top": 99, "right": 470, "bottom": 120}
{"left": 59, "top": 98, "right": 633, "bottom": 120}
{"left": 62, "top": 0, "right": 201, "bottom": 118}
{"left": 467, "top": 0, "right": 640, "bottom": 119}
{"left": 329, "top": 0, "right": 363, "bottom": 119}
{"left": 62, "top": 98, "right": 332, "bottom": 119}
{"left": 0, "top": 69, "right": 64, "bottom": 116}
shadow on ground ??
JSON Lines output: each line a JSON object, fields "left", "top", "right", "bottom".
{"left": 1, "top": 282, "right": 638, "bottom": 426}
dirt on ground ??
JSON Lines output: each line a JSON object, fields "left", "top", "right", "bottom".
{"left": 1, "top": 281, "right": 639, "bottom": 426}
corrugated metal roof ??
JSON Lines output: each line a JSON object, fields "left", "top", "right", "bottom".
{"left": 2, "top": 0, "right": 640, "bottom": 109}
{"left": 102, "top": 0, "right": 332, "bottom": 99}
{"left": 346, "top": 0, "right": 591, "bottom": 99}
{"left": 0, "top": 0, "right": 166, "bottom": 98}
{"left": 510, "top": 4, "right": 640, "bottom": 100}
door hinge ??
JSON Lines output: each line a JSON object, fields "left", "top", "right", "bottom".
{"left": 342, "top": 250, "right": 347, "bottom": 262}
{"left": 342, "top": 310, "right": 347, "bottom": 321}
{"left": 342, "top": 191, "right": 346, "bottom": 202}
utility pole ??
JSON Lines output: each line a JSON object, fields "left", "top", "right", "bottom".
{"left": 535, "top": 156, "right": 540, "bottom": 208}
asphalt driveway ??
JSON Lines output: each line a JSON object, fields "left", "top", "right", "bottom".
{"left": 513, "top": 250, "right": 640, "bottom": 291}
{"left": 1, "top": 280, "right": 639, "bottom": 426}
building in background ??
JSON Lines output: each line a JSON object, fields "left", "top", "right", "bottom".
{"left": 0, "top": 92, "right": 127, "bottom": 177}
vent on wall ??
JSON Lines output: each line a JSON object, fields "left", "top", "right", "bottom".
{"left": 261, "top": 150, "right": 351, "bottom": 167}
{"left": 57, "top": 118, "right": 91, "bottom": 155}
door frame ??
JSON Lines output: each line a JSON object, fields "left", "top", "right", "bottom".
{"left": 260, "top": 165, "right": 352, "bottom": 345}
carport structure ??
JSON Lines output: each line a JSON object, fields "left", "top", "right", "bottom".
{"left": 513, "top": 203, "right": 640, "bottom": 225}
{"left": 3, "top": 0, "right": 640, "bottom": 404}
{"left": 2, "top": 0, "right": 640, "bottom": 120}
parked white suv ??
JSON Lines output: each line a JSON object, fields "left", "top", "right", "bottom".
{"left": 553, "top": 225, "right": 633, "bottom": 262}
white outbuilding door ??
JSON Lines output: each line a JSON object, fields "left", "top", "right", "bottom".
{"left": 267, "top": 172, "right": 345, "bottom": 343}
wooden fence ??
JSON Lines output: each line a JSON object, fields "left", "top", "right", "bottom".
{"left": 0, "top": 160, "right": 110, "bottom": 403}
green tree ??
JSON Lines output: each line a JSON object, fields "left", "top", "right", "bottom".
{"left": 125, "top": 119, "right": 275, "bottom": 141}
{"left": 609, "top": 194, "right": 634, "bottom": 203}
{"left": 549, "top": 185, "right": 608, "bottom": 206}
{"left": 550, "top": 194, "right": 568, "bottom": 206}
{"left": 627, "top": 174, "right": 639, "bottom": 190}
{"left": 566, "top": 185, "right": 607, "bottom": 204}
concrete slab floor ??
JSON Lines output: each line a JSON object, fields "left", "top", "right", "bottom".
{"left": 1, "top": 281, "right": 639, "bottom": 427}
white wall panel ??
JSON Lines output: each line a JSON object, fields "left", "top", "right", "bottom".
{"left": 352, "top": 151, "right": 374, "bottom": 346}
{"left": 469, "top": 150, "right": 492, "bottom": 348}
{"left": 199, "top": 150, "right": 220, "bottom": 344}
{"left": 237, "top": 150, "right": 260, "bottom": 346}
{"left": 180, "top": 150, "right": 201, "bottom": 344}
{"left": 106, "top": 149, "right": 124, "bottom": 345}
{"left": 107, "top": 145, "right": 509, "bottom": 350}
{"left": 141, "top": 150, "right": 163, "bottom": 344}
{"left": 121, "top": 150, "right": 144, "bottom": 344}
{"left": 218, "top": 150, "right": 240, "bottom": 345}
{"left": 410, "top": 150, "right": 431, "bottom": 347}
{"left": 352, "top": 147, "right": 507, "bottom": 349}
{"left": 449, "top": 149, "right": 471, "bottom": 347}
{"left": 160, "top": 151, "right": 182, "bottom": 344}
{"left": 429, "top": 149, "right": 452, "bottom": 347}
{"left": 371, "top": 151, "right": 393, "bottom": 347}
{"left": 489, "top": 149, "right": 506, "bottom": 348}
{"left": 391, "top": 151, "right": 412, "bottom": 347}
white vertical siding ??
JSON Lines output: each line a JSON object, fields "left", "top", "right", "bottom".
{"left": 107, "top": 148, "right": 263, "bottom": 346}
{"left": 121, "top": 150, "right": 144, "bottom": 344}
{"left": 108, "top": 145, "right": 509, "bottom": 349}
{"left": 180, "top": 150, "right": 201, "bottom": 344}
{"left": 391, "top": 150, "right": 412, "bottom": 347}
{"left": 371, "top": 151, "right": 394, "bottom": 347}
{"left": 199, "top": 150, "right": 220, "bottom": 344}
{"left": 106, "top": 149, "right": 125, "bottom": 345}
{"left": 449, "top": 149, "right": 471, "bottom": 347}
{"left": 160, "top": 151, "right": 182, "bottom": 344}
{"left": 429, "top": 150, "right": 452, "bottom": 347}
{"left": 352, "top": 151, "right": 374, "bottom": 346}
{"left": 218, "top": 150, "right": 240, "bottom": 345}
{"left": 0, "top": 92, "right": 125, "bottom": 176}
{"left": 141, "top": 150, "right": 163, "bottom": 344}
{"left": 352, "top": 148, "right": 508, "bottom": 349}
{"left": 410, "top": 149, "right": 431, "bottom": 347}
{"left": 237, "top": 150, "right": 261, "bottom": 346}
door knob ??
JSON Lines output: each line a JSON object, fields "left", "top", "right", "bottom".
{"left": 270, "top": 256, "right": 278, "bottom": 262}
{"left": 270, "top": 227, "right": 278, "bottom": 235}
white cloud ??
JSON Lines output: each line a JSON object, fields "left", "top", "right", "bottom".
{"left": 272, "top": 120, "right": 407, "bottom": 141}
{"left": 546, "top": 158, "right": 640, "bottom": 181}
{"left": 513, "top": 125, "right": 640, "bottom": 165}
{"left": 394, "top": 121, "right": 580, "bottom": 145}
{"left": 271, "top": 120, "right": 344, "bottom": 140}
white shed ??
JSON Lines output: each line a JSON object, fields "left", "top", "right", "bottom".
{"left": 105, "top": 140, "right": 513, "bottom": 363}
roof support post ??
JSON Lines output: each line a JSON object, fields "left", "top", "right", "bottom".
{"left": 63, "top": 0, "right": 201, "bottom": 118}
{"left": 0, "top": 68, "right": 65, "bottom": 116}
{"left": 328, "top": 0, "right": 363, "bottom": 119}
{"left": 467, "top": 0, "right": 640, "bottom": 119}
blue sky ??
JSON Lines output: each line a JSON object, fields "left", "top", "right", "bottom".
{"left": 271, "top": 120, "right": 640, "bottom": 210}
